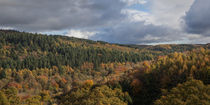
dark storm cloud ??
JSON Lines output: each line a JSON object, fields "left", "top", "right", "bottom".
{"left": 0, "top": 0, "right": 125, "bottom": 31}
{"left": 184, "top": 0, "right": 210, "bottom": 35}
{"left": 90, "top": 22, "right": 181, "bottom": 44}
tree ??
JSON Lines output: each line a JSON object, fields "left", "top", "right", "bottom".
{"left": 25, "top": 96, "right": 41, "bottom": 105}
{"left": 0, "top": 91, "right": 10, "bottom": 105}
{"left": 0, "top": 70, "right": 7, "bottom": 79}
{"left": 154, "top": 79, "right": 210, "bottom": 105}
{"left": 40, "top": 90, "right": 50, "bottom": 102}
{"left": 60, "top": 85, "right": 132, "bottom": 105}
{"left": 83, "top": 80, "right": 94, "bottom": 88}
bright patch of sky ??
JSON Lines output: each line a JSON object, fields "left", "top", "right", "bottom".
{"left": 41, "top": 30, "right": 68, "bottom": 35}
{"left": 66, "top": 29, "right": 98, "bottom": 39}
{"left": 129, "top": 4, "right": 149, "bottom": 12}
{"left": 127, "top": 0, "right": 151, "bottom": 13}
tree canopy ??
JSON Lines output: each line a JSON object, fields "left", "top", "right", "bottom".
{"left": 154, "top": 79, "right": 210, "bottom": 105}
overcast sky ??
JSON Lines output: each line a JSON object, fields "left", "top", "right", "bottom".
{"left": 0, "top": 0, "right": 209, "bottom": 44}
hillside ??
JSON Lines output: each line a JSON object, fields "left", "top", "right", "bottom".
{"left": 0, "top": 30, "right": 209, "bottom": 105}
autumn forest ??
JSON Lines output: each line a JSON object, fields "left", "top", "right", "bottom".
{"left": 0, "top": 30, "right": 209, "bottom": 105}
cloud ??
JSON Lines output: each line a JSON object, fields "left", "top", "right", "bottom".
{"left": 121, "top": 0, "right": 147, "bottom": 6}
{"left": 122, "top": 0, "right": 194, "bottom": 28}
{"left": 184, "top": 0, "right": 210, "bottom": 36}
{"left": 0, "top": 0, "right": 126, "bottom": 31}
{"left": 0, "top": 0, "right": 208, "bottom": 44}
{"left": 66, "top": 29, "right": 97, "bottom": 39}
{"left": 121, "top": 9, "right": 154, "bottom": 24}
{"left": 90, "top": 0, "right": 196, "bottom": 44}
{"left": 150, "top": 0, "right": 194, "bottom": 29}
{"left": 90, "top": 22, "right": 183, "bottom": 44}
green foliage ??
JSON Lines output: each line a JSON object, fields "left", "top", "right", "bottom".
{"left": 25, "top": 96, "right": 41, "bottom": 105}
{"left": 40, "top": 91, "right": 50, "bottom": 102}
{"left": 154, "top": 79, "right": 210, "bottom": 105}
{"left": 0, "top": 30, "right": 153, "bottom": 70}
{"left": 60, "top": 85, "right": 132, "bottom": 105}
{"left": 0, "top": 91, "right": 10, "bottom": 105}
{"left": 0, "top": 87, "right": 21, "bottom": 105}
{"left": 0, "top": 69, "right": 7, "bottom": 79}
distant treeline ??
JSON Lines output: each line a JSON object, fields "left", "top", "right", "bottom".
{"left": 0, "top": 30, "right": 154, "bottom": 70}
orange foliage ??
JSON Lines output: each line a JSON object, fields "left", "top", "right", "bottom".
{"left": 52, "top": 66, "right": 59, "bottom": 72}
{"left": 98, "top": 53, "right": 103, "bottom": 56}
{"left": 7, "top": 82, "right": 22, "bottom": 89}
{"left": 143, "top": 61, "right": 150, "bottom": 68}
{"left": 24, "top": 84, "right": 29, "bottom": 89}
{"left": 51, "top": 80, "right": 59, "bottom": 89}
{"left": 21, "top": 95, "right": 31, "bottom": 100}
{"left": 115, "top": 66, "right": 127, "bottom": 71}
{"left": 61, "top": 78, "right": 67, "bottom": 84}
{"left": 38, "top": 75, "right": 48, "bottom": 81}
{"left": 63, "top": 66, "right": 74, "bottom": 73}
{"left": 143, "top": 61, "right": 151, "bottom": 73}
{"left": 81, "top": 62, "right": 94, "bottom": 70}
{"left": 131, "top": 79, "right": 142, "bottom": 93}
{"left": 100, "top": 63, "right": 106, "bottom": 69}
{"left": 204, "top": 57, "right": 209, "bottom": 62}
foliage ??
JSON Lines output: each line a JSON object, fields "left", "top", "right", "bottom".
{"left": 60, "top": 85, "right": 132, "bottom": 105}
{"left": 154, "top": 79, "right": 210, "bottom": 105}
{"left": 0, "top": 30, "right": 154, "bottom": 70}
{"left": 0, "top": 30, "right": 209, "bottom": 105}
{"left": 120, "top": 49, "right": 210, "bottom": 105}
{"left": 0, "top": 91, "right": 10, "bottom": 105}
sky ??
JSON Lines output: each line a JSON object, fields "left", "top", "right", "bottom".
{"left": 0, "top": 0, "right": 210, "bottom": 45}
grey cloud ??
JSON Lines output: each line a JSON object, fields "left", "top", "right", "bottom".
{"left": 90, "top": 22, "right": 182, "bottom": 44}
{"left": 184, "top": 0, "right": 210, "bottom": 35}
{"left": 0, "top": 0, "right": 125, "bottom": 31}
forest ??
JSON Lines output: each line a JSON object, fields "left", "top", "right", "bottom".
{"left": 0, "top": 30, "right": 209, "bottom": 105}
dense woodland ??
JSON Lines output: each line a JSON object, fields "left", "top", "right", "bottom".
{"left": 0, "top": 30, "right": 209, "bottom": 105}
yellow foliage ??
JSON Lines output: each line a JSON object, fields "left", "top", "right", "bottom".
{"left": 83, "top": 80, "right": 94, "bottom": 88}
